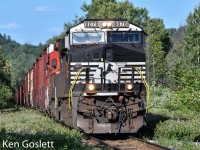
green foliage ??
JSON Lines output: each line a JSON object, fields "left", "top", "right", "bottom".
{"left": 155, "top": 119, "right": 200, "bottom": 141}
{"left": 0, "top": 34, "right": 44, "bottom": 89}
{"left": 169, "top": 67, "right": 200, "bottom": 90}
{"left": 146, "top": 19, "right": 172, "bottom": 85}
{"left": 157, "top": 138, "right": 200, "bottom": 150}
{"left": 165, "top": 3, "right": 200, "bottom": 113}
{"left": 0, "top": 108, "right": 97, "bottom": 150}
{"left": 166, "top": 88, "right": 200, "bottom": 112}
{"left": 82, "top": 0, "right": 148, "bottom": 27}
{"left": 148, "top": 84, "right": 200, "bottom": 149}
{"left": 183, "top": 3, "right": 200, "bottom": 66}
{"left": 167, "top": 3, "right": 200, "bottom": 86}
{"left": 0, "top": 81, "right": 12, "bottom": 109}
{"left": 0, "top": 46, "right": 11, "bottom": 86}
{"left": 0, "top": 46, "right": 13, "bottom": 108}
{"left": 168, "top": 26, "right": 186, "bottom": 45}
{"left": 149, "top": 85, "right": 173, "bottom": 109}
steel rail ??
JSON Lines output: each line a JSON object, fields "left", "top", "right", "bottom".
{"left": 86, "top": 135, "right": 120, "bottom": 150}
{"left": 86, "top": 135, "right": 171, "bottom": 150}
{"left": 129, "top": 136, "right": 171, "bottom": 150}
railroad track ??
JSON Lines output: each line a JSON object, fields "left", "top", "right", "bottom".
{"left": 128, "top": 136, "right": 171, "bottom": 150}
{"left": 83, "top": 135, "right": 171, "bottom": 150}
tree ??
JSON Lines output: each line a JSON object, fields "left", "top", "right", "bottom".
{"left": 0, "top": 46, "right": 12, "bottom": 108}
{"left": 0, "top": 46, "right": 11, "bottom": 86}
{"left": 165, "top": 3, "right": 200, "bottom": 112}
{"left": 182, "top": 3, "right": 200, "bottom": 66}
{"left": 146, "top": 19, "right": 172, "bottom": 85}
{"left": 167, "top": 3, "right": 200, "bottom": 88}
{"left": 81, "top": 0, "right": 149, "bottom": 27}
{"left": 0, "top": 34, "right": 45, "bottom": 89}
{"left": 168, "top": 26, "right": 186, "bottom": 45}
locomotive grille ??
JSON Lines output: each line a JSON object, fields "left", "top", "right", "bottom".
{"left": 70, "top": 62, "right": 146, "bottom": 84}
{"left": 70, "top": 63, "right": 98, "bottom": 84}
{"left": 120, "top": 65, "right": 146, "bottom": 83}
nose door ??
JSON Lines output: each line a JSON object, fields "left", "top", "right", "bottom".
{"left": 103, "top": 47, "right": 115, "bottom": 91}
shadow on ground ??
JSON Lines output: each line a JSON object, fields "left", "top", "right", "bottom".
{"left": 137, "top": 113, "right": 170, "bottom": 139}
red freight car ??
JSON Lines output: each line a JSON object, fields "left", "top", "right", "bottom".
{"left": 29, "top": 68, "right": 33, "bottom": 107}
{"left": 33, "top": 63, "right": 36, "bottom": 107}
{"left": 15, "top": 90, "right": 19, "bottom": 105}
{"left": 15, "top": 43, "right": 61, "bottom": 110}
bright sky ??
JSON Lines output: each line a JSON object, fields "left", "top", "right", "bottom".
{"left": 0, "top": 0, "right": 199, "bottom": 45}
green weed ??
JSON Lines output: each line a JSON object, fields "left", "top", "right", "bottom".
{"left": 0, "top": 108, "right": 98, "bottom": 150}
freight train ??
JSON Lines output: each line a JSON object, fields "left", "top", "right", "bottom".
{"left": 15, "top": 19, "right": 148, "bottom": 134}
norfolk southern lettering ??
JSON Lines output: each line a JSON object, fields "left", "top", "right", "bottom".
{"left": 2, "top": 140, "right": 54, "bottom": 149}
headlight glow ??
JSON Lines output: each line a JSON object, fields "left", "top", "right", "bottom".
{"left": 126, "top": 83, "right": 133, "bottom": 91}
{"left": 102, "top": 22, "right": 107, "bottom": 28}
{"left": 101, "top": 21, "right": 112, "bottom": 28}
{"left": 88, "top": 84, "right": 95, "bottom": 91}
{"left": 107, "top": 22, "right": 112, "bottom": 27}
{"left": 86, "top": 83, "right": 96, "bottom": 94}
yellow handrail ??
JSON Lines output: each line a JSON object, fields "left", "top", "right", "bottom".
{"left": 68, "top": 67, "right": 85, "bottom": 111}
{"left": 134, "top": 67, "right": 150, "bottom": 113}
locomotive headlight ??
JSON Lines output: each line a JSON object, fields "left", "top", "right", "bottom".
{"left": 102, "top": 22, "right": 107, "bottom": 28}
{"left": 86, "top": 83, "right": 96, "bottom": 94}
{"left": 88, "top": 84, "right": 95, "bottom": 91}
{"left": 125, "top": 83, "right": 134, "bottom": 92}
{"left": 127, "top": 84, "right": 133, "bottom": 90}
{"left": 101, "top": 21, "right": 112, "bottom": 28}
{"left": 107, "top": 22, "right": 112, "bottom": 28}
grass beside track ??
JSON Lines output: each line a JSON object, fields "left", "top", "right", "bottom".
{"left": 0, "top": 108, "right": 99, "bottom": 150}
{"left": 141, "top": 86, "right": 200, "bottom": 150}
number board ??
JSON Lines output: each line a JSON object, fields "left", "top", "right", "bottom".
{"left": 113, "top": 21, "right": 129, "bottom": 28}
{"left": 84, "top": 21, "right": 100, "bottom": 28}
{"left": 84, "top": 21, "right": 129, "bottom": 28}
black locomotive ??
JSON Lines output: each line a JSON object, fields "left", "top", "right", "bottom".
{"left": 16, "top": 19, "right": 148, "bottom": 134}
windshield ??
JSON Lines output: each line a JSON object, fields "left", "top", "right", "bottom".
{"left": 108, "top": 31, "right": 141, "bottom": 43}
{"left": 72, "top": 32, "right": 105, "bottom": 44}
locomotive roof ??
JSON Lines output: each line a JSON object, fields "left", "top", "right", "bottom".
{"left": 68, "top": 18, "right": 147, "bottom": 35}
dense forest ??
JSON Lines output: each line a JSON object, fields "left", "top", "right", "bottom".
{"left": 0, "top": 0, "right": 199, "bottom": 148}
{"left": 0, "top": 34, "right": 44, "bottom": 88}
{"left": 0, "top": 34, "right": 44, "bottom": 108}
